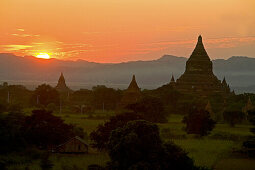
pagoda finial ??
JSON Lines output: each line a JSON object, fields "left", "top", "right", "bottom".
{"left": 222, "top": 77, "right": 227, "bottom": 85}
{"left": 198, "top": 35, "right": 202, "bottom": 42}
{"left": 58, "top": 72, "right": 65, "bottom": 82}
{"left": 171, "top": 74, "right": 175, "bottom": 82}
{"left": 132, "top": 75, "right": 136, "bottom": 81}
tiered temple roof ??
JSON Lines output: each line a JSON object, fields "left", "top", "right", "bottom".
{"left": 175, "top": 35, "right": 231, "bottom": 97}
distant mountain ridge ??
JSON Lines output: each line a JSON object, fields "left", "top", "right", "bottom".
{"left": 0, "top": 53, "right": 255, "bottom": 93}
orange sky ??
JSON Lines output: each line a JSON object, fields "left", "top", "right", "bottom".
{"left": 0, "top": 0, "right": 254, "bottom": 63}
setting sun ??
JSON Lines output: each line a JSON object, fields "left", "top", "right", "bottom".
{"left": 36, "top": 53, "right": 50, "bottom": 59}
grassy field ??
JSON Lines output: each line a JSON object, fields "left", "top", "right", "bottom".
{"left": 48, "top": 113, "right": 254, "bottom": 170}
{"left": 59, "top": 114, "right": 105, "bottom": 134}
{"left": 7, "top": 113, "right": 254, "bottom": 170}
{"left": 50, "top": 153, "right": 109, "bottom": 170}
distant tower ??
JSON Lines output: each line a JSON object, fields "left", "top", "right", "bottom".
{"left": 242, "top": 97, "right": 254, "bottom": 120}
{"left": 222, "top": 77, "right": 231, "bottom": 93}
{"left": 55, "top": 72, "right": 71, "bottom": 93}
{"left": 120, "top": 75, "right": 142, "bottom": 108}
{"left": 169, "top": 74, "right": 176, "bottom": 87}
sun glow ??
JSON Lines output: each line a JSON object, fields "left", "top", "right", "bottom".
{"left": 36, "top": 53, "right": 50, "bottom": 59}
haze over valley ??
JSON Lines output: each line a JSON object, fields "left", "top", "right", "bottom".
{"left": 1, "top": 53, "right": 255, "bottom": 93}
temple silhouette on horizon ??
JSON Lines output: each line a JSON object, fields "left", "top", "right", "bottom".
{"left": 55, "top": 72, "right": 71, "bottom": 93}
{"left": 120, "top": 75, "right": 142, "bottom": 107}
{"left": 170, "top": 35, "right": 232, "bottom": 97}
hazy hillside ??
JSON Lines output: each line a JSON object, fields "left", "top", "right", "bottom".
{"left": 0, "top": 53, "right": 255, "bottom": 93}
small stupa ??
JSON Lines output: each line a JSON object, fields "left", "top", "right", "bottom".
{"left": 242, "top": 97, "right": 254, "bottom": 120}
{"left": 169, "top": 74, "right": 176, "bottom": 87}
{"left": 55, "top": 72, "right": 71, "bottom": 93}
{"left": 120, "top": 75, "right": 142, "bottom": 108}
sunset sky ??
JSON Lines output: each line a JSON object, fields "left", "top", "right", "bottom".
{"left": 0, "top": 0, "right": 254, "bottom": 63}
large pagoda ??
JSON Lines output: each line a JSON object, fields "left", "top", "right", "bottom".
{"left": 175, "top": 35, "right": 230, "bottom": 97}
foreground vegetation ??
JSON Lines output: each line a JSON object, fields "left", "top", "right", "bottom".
{"left": 14, "top": 114, "right": 250, "bottom": 170}
{"left": 1, "top": 83, "right": 255, "bottom": 169}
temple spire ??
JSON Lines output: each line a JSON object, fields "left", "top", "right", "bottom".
{"left": 170, "top": 74, "right": 175, "bottom": 83}
{"left": 198, "top": 35, "right": 202, "bottom": 42}
{"left": 56, "top": 72, "right": 70, "bottom": 92}
{"left": 222, "top": 77, "right": 227, "bottom": 85}
{"left": 119, "top": 75, "right": 142, "bottom": 108}
{"left": 127, "top": 75, "right": 140, "bottom": 92}
{"left": 170, "top": 74, "right": 176, "bottom": 87}
{"left": 189, "top": 35, "right": 210, "bottom": 61}
{"left": 59, "top": 72, "right": 65, "bottom": 82}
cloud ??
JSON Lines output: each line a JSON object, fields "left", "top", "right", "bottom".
{"left": 17, "top": 28, "right": 25, "bottom": 32}
{"left": 1, "top": 45, "right": 33, "bottom": 51}
{"left": 205, "top": 36, "right": 255, "bottom": 49}
{"left": 11, "top": 33, "right": 40, "bottom": 37}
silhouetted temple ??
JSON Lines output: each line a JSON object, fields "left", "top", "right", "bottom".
{"left": 174, "top": 35, "right": 231, "bottom": 97}
{"left": 55, "top": 72, "right": 71, "bottom": 93}
{"left": 120, "top": 75, "right": 142, "bottom": 107}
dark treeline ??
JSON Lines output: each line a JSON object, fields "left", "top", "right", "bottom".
{"left": 1, "top": 82, "right": 255, "bottom": 122}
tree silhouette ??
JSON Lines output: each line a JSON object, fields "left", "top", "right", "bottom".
{"left": 107, "top": 120, "right": 201, "bottom": 170}
{"left": 183, "top": 107, "right": 215, "bottom": 136}
{"left": 31, "top": 84, "right": 59, "bottom": 107}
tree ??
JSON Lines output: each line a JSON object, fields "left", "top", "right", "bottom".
{"left": 40, "top": 152, "right": 53, "bottom": 170}
{"left": 153, "top": 84, "right": 181, "bottom": 114}
{"left": 126, "top": 96, "right": 167, "bottom": 123}
{"left": 92, "top": 85, "right": 122, "bottom": 110}
{"left": 107, "top": 120, "right": 201, "bottom": 170}
{"left": 90, "top": 112, "right": 143, "bottom": 150}
{"left": 0, "top": 85, "right": 32, "bottom": 107}
{"left": 0, "top": 112, "right": 26, "bottom": 153}
{"left": 8, "top": 103, "right": 23, "bottom": 114}
{"left": 223, "top": 110, "right": 244, "bottom": 127}
{"left": 248, "top": 110, "right": 255, "bottom": 135}
{"left": 243, "top": 110, "right": 255, "bottom": 157}
{"left": 183, "top": 108, "right": 215, "bottom": 136}
{"left": 31, "top": 84, "right": 59, "bottom": 107}
{"left": 24, "top": 109, "right": 79, "bottom": 148}
{"left": 0, "top": 102, "right": 8, "bottom": 113}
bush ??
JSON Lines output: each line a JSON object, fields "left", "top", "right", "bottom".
{"left": 243, "top": 110, "right": 255, "bottom": 157}
{"left": 90, "top": 112, "right": 143, "bottom": 150}
{"left": 0, "top": 112, "right": 27, "bottom": 153}
{"left": 40, "top": 153, "right": 53, "bottom": 170}
{"left": 223, "top": 110, "right": 244, "bottom": 127}
{"left": 31, "top": 84, "right": 59, "bottom": 107}
{"left": 24, "top": 109, "right": 83, "bottom": 149}
{"left": 46, "top": 103, "right": 57, "bottom": 112}
{"left": 107, "top": 120, "right": 202, "bottom": 170}
{"left": 183, "top": 108, "right": 215, "bottom": 136}
{"left": 126, "top": 96, "right": 167, "bottom": 123}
